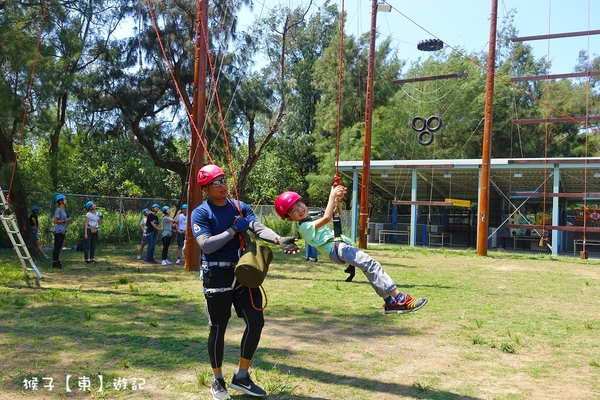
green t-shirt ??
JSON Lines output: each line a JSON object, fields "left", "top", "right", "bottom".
{"left": 298, "top": 219, "right": 351, "bottom": 255}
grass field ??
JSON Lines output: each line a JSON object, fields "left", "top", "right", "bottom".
{"left": 0, "top": 243, "right": 599, "bottom": 399}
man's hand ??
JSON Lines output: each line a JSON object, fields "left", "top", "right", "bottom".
{"left": 279, "top": 236, "right": 300, "bottom": 254}
{"left": 232, "top": 217, "right": 250, "bottom": 233}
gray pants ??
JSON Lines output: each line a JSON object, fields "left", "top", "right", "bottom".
{"left": 329, "top": 242, "right": 397, "bottom": 297}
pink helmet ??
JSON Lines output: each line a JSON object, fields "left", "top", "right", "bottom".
{"left": 197, "top": 165, "right": 225, "bottom": 186}
{"left": 274, "top": 191, "right": 302, "bottom": 219}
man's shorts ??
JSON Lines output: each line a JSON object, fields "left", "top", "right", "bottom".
{"left": 32, "top": 228, "right": 40, "bottom": 242}
{"left": 140, "top": 234, "right": 148, "bottom": 246}
{"left": 177, "top": 232, "right": 185, "bottom": 247}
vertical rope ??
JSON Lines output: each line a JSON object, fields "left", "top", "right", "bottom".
{"left": 334, "top": 0, "right": 345, "bottom": 181}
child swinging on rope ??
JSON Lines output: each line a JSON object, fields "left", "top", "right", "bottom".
{"left": 275, "top": 184, "right": 428, "bottom": 315}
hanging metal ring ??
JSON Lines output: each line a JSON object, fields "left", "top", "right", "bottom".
{"left": 418, "top": 130, "right": 434, "bottom": 146}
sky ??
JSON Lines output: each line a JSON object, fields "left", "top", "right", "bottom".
{"left": 240, "top": 0, "right": 599, "bottom": 74}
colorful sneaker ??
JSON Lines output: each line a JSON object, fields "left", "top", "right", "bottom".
{"left": 230, "top": 374, "right": 266, "bottom": 397}
{"left": 384, "top": 294, "right": 427, "bottom": 314}
{"left": 210, "top": 378, "right": 231, "bottom": 400}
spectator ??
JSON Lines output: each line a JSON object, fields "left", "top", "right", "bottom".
{"left": 29, "top": 206, "right": 48, "bottom": 258}
{"left": 137, "top": 208, "right": 150, "bottom": 260}
{"left": 83, "top": 201, "right": 102, "bottom": 264}
{"left": 174, "top": 204, "right": 188, "bottom": 265}
{"left": 51, "top": 194, "right": 71, "bottom": 269}
{"left": 144, "top": 204, "right": 161, "bottom": 264}
{"left": 160, "top": 205, "right": 175, "bottom": 265}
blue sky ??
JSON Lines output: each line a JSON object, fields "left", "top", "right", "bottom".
{"left": 242, "top": 0, "right": 599, "bottom": 74}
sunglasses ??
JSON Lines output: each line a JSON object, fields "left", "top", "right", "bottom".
{"left": 208, "top": 177, "right": 227, "bottom": 187}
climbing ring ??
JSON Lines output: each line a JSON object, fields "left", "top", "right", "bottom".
{"left": 411, "top": 115, "right": 443, "bottom": 146}
{"left": 418, "top": 130, "right": 434, "bottom": 146}
{"left": 426, "top": 115, "right": 442, "bottom": 132}
{"left": 411, "top": 116, "right": 426, "bottom": 132}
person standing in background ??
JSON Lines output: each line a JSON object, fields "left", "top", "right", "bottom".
{"left": 83, "top": 201, "right": 103, "bottom": 264}
{"left": 137, "top": 208, "right": 150, "bottom": 260}
{"left": 29, "top": 206, "right": 48, "bottom": 258}
{"left": 51, "top": 194, "right": 71, "bottom": 269}
{"left": 174, "top": 204, "right": 188, "bottom": 265}
{"left": 144, "top": 204, "right": 161, "bottom": 264}
{"left": 160, "top": 205, "right": 175, "bottom": 265}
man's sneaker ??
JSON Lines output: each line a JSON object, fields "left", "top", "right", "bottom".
{"left": 175, "top": 258, "right": 181, "bottom": 264}
{"left": 230, "top": 374, "right": 266, "bottom": 397}
{"left": 161, "top": 260, "right": 168, "bottom": 265}
{"left": 210, "top": 378, "right": 231, "bottom": 400}
{"left": 137, "top": 255, "right": 141, "bottom": 260}
{"left": 384, "top": 294, "right": 428, "bottom": 314}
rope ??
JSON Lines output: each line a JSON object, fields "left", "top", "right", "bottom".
{"left": 7, "top": 0, "right": 50, "bottom": 202}
{"left": 145, "top": 0, "right": 214, "bottom": 166}
{"left": 333, "top": 0, "right": 345, "bottom": 185}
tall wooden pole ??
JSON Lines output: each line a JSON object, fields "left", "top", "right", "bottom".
{"left": 358, "top": 0, "right": 378, "bottom": 249}
{"left": 185, "top": 0, "right": 208, "bottom": 271}
{"left": 476, "top": 0, "right": 498, "bottom": 256}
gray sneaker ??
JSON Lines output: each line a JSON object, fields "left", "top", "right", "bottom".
{"left": 230, "top": 374, "right": 266, "bottom": 397}
{"left": 211, "top": 378, "right": 230, "bottom": 400}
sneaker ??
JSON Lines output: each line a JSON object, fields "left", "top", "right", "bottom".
{"left": 230, "top": 374, "right": 266, "bottom": 397}
{"left": 175, "top": 258, "right": 181, "bottom": 264}
{"left": 137, "top": 255, "right": 141, "bottom": 260}
{"left": 166, "top": 260, "right": 172, "bottom": 265}
{"left": 161, "top": 260, "right": 168, "bottom": 265}
{"left": 84, "top": 260, "right": 90, "bottom": 265}
{"left": 210, "top": 378, "right": 231, "bottom": 400}
{"left": 384, "top": 294, "right": 428, "bottom": 315}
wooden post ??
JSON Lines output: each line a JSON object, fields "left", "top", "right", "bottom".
{"left": 358, "top": 0, "right": 378, "bottom": 249}
{"left": 185, "top": 0, "right": 208, "bottom": 271}
{"left": 476, "top": 0, "right": 498, "bottom": 256}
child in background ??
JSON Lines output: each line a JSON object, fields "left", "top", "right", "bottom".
{"left": 174, "top": 204, "right": 188, "bottom": 264}
{"left": 275, "top": 185, "right": 428, "bottom": 314}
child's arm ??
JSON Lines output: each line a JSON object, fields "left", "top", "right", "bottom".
{"left": 313, "top": 185, "right": 346, "bottom": 230}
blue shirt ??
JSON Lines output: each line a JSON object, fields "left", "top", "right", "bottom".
{"left": 191, "top": 199, "right": 257, "bottom": 263}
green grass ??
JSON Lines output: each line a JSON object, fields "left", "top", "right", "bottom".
{"left": 1, "top": 244, "right": 599, "bottom": 399}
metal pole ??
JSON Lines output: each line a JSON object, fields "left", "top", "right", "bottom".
{"left": 185, "top": 0, "right": 208, "bottom": 271}
{"left": 476, "top": 0, "right": 498, "bottom": 256}
{"left": 358, "top": 0, "right": 378, "bottom": 249}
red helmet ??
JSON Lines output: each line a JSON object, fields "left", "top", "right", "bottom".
{"left": 197, "top": 165, "right": 225, "bottom": 186}
{"left": 274, "top": 191, "right": 302, "bottom": 219}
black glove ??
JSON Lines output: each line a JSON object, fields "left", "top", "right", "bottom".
{"left": 232, "top": 217, "right": 250, "bottom": 233}
{"left": 279, "top": 236, "right": 299, "bottom": 253}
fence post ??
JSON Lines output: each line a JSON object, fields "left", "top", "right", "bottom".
{"left": 119, "top": 197, "right": 123, "bottom": 240}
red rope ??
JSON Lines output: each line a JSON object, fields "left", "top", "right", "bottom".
{"left": 7, "top": 0, "right": 50, "bottom": 202}
{"left": 145, "top": 0, "right": 214, "bottom": 166}
{"left": 334, "top": 0, "right": 345, "bottom": 184}
{"left": 248, "top": 286, "right": 268, "bottom": 311}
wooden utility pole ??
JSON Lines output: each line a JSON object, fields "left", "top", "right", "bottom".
{"left": 185, "top": 0, "right": 208, "bottom": 271}
{"left": 476, "top": 0, "right": 498, "bottom": 256}
{"left": 358, "top": 0, "right": 378, "bottom": 249}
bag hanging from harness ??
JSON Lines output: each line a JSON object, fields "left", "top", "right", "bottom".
{"left": 235, "top": 238, "right": 273, "bottom": 288}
